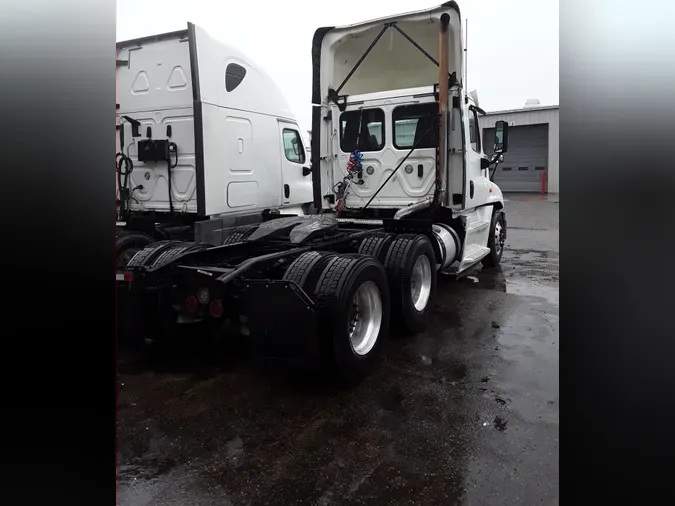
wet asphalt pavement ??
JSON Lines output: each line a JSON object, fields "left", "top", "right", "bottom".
{"left": 117, "top": 194, "right": 559, "bottom": 506}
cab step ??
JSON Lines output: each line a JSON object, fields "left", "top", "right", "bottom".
{"left": 462, "top": 245, "right": 490, "bottom": 263}
{"left": 465, "top": 219, "right": 490, "bottom": 234}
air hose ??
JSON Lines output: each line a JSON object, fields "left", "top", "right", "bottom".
{"left": 116, "top": 152, "right": 134, "bottom": 221}
{"left": 334, "top": 150, "right": 363, "bottom": 213}
{"left": 167, "top": 141, "right": 178, "bottom": 214}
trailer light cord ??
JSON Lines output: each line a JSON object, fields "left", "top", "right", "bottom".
{"left": 130, "top": 184, "right": 144, "bottom": 204}
{"left": 335, "top": 108, "right": 366, "bottom": 214}
{"left": 116, "top": 152, "right": 133, "bottom": 179}
{"left": 167, "top": 142, "right": 178, "bottom": 214}
{"left": 116, "top": 115, "right": 179, "bottom": 217}
{"left": 116, "top": 151, "right": 134, "bottom": 220}
{"left": 334, "top": 149, "right": 364, "bottom": 213}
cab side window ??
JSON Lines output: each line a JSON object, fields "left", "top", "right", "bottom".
{"left": 469, "top": 108, "right": 482, "bottom": 154}
{"left": 282, "top": 129, "right": 305, "bottom": 164}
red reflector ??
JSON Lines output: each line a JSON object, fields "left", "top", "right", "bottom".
{"left": 210, "top": 299, "right": 223, "bottom": 318}
{"left": 185, "top": 296, "right": 198, "bottom": 312}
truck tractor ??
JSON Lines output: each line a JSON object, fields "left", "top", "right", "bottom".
{"left": 117, "top": 2, "right": 510, "bottom": 385}
{"left": 115, "top": 24, "right": 315, "bottom": 267}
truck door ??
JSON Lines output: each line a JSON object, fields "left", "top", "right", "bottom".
{"left": 447, "top": 96, "right": 489, "bottom": 211}
{"left": 278, "top": 122, "right": 313, "bottom": 206}
{"left": 465, "top": 101, "right": 490, "bottom": 208}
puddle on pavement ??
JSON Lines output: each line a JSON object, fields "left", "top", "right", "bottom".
{"left": 502, "top": 278, "right": 558, "bottom": 305}
{"left": 226, "top": 436, "right": 245, "bottom": 468}
{"left": 493, "top": 416, "right": 508, "bottom": 431}
{"left": 450, "top": 253, "right": 558, "bottom": 307}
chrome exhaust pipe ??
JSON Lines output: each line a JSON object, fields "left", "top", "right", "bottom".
{"left": 393, "top": 197, "right": 434, "bottom": 220}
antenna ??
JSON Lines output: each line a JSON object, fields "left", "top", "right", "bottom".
{"left": 464, "top": 18, "right": 468, "bottom": 91}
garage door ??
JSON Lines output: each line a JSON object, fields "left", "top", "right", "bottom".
{"left": 482, "top": 123, "right": 549, "bottom": 193}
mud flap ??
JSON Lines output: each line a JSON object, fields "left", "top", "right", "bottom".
{"left": 116, "top": 281, "right": 146, "bottom": 352}
{"left": 240, "top": 280, "right": 321, "bottom": 369}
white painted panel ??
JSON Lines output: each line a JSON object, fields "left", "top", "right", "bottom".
{"left": 227, "top": 182, "right": 258, "bottom": 208}
{"left": 201, "top": 104, "right": 282, "bottom": 216}
{"left": 192, "top": 25, "right": 295, "bottom": 121}
{"left": 117, "top": 35, "right": 193, "bottom": 113}
{"left": 119, "top": 107, "right": 197, "bottom": 214}
{"left": 319, "top": 6, "right": 463, "bottom": 98}
{"left": 117, "top": 31, "right": 197, "bottom": 213}
{"left": 223, "top": 117, "right": 253, "bottom": 173}
{"left": 334, "top": 96, "right": 439, "bottom": 209}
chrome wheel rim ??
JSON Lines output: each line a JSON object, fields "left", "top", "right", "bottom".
{"left": 348, "top": 281, "right": 383, "bottom": 356}
{"left": 411, "top": 254, "right": 432, "bottom": 311}
{"left": 494, "top": 219, "right": 505, "bottom": 255}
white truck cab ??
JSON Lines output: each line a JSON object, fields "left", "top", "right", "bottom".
{"left": 116, "top": 23, "right": 315, "bottom": 262}
{"left": 310, "top": 1, "right": 509, "bottom": 274}
{"left": 116, "top": 24, "right": 313, "bottom": 222}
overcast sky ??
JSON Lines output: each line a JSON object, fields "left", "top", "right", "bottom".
{"left": 117, "top": 0, "right": 558, "bottom": 133}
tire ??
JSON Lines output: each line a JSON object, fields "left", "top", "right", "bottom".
{"left": 116, "top": 232, "right": 155, "bottom": 268}
{"left": 222, "top": 224, "right": 258, "bottom": 245}
{"left": 313, "top": 254, "right": 390, "bottom": 385}
{"left": 482, "top": 210, "right": 506, "bottom": 268}
{"left": 148, "top": 242, "right": 212, "bottom": 270}
{"left": 283, "top": 251, "right": 337, "bottom": 293}
{"left": 126, "top": 240, "right": 184, "bottom": 268}
{"left": 358, "top": 232, "right": 395, "bottom": 264}
{"left": 383, "top": 234, "right": 437, "bottom": 334}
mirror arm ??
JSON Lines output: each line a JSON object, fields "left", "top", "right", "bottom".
{"left": 488, "top": 154, "right": 502, "bottom": 181}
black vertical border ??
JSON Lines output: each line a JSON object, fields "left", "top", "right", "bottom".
{"left": 188, "top": 22, "right": 206, "bottom": 217}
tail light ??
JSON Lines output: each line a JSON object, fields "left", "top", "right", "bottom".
{"left": 210, "top": 299, "right": 223, "bottom": 318}
{"left": 115, "top": 272, "right": 134, "bottom": 282}
{"left": 185, "top": 295, "right": 198, "bottom": 313}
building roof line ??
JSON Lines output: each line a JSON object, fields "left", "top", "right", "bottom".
{"left": 483, "top": 105, "right": 559, "bottom": 116}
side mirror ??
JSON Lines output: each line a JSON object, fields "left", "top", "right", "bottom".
{"left": 493, "top": 120, "right": 509, "bottom": 154}
{"left": 302, "top": 166, "right": 312, "bottom": 177}
{"left": 291, "top": 137, "right": 300, "bottom": 156}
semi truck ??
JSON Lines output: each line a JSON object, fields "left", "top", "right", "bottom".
{"left": 117, "top": 1, "right": 510, "bottom": 384}
{"left": 115, "top": 24, "right": 315, "bottom": 266}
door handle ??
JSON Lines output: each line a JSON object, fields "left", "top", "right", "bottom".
{"left": 469, "top": 180, "right": 474, "bottom": 199}
{"left": 284, "top": 184, "right": 290, "bottom": 198}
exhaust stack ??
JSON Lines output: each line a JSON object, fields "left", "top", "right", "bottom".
{"left": 433, "top": 13, "right": 451, "bottom": 210}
